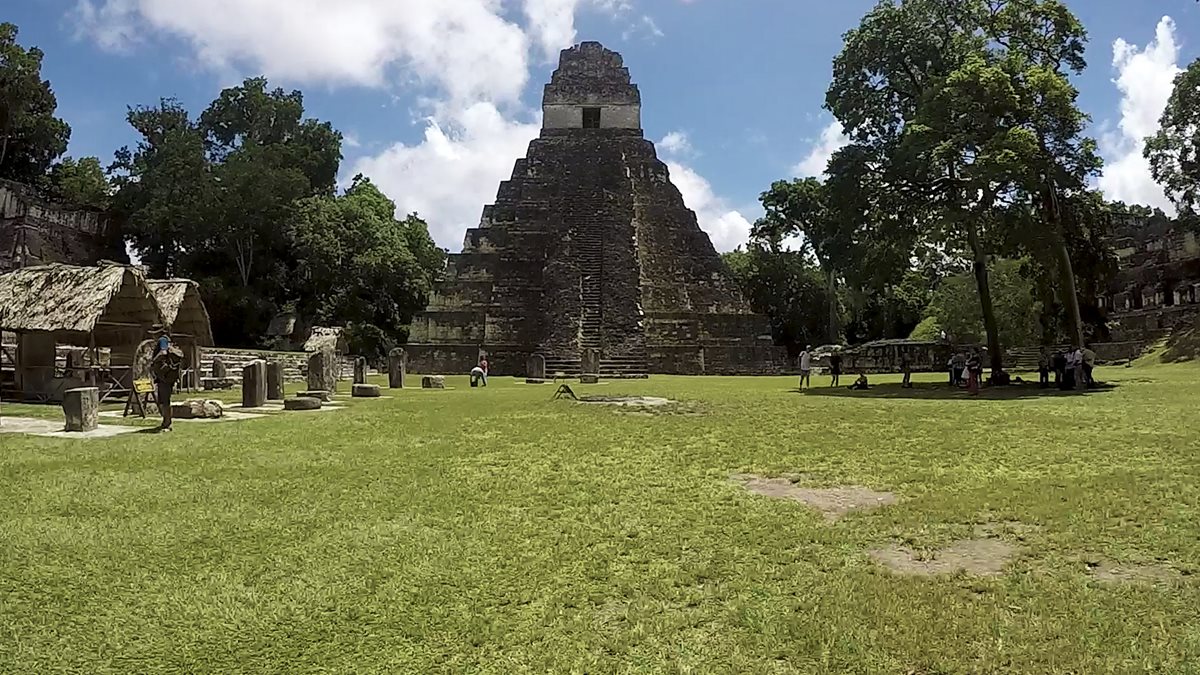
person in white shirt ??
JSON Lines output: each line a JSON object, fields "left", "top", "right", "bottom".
{"left": 798, "top": 346, "right": 812, "bottom": 389}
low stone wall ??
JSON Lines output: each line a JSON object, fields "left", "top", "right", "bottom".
{"left": 198, "top": 348, "right": 355, "bottom": 382}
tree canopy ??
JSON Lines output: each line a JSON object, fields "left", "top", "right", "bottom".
{"left": 1145, "top": 58, "right": 1200, "bottom": 225}
{"left": 0, "top": 22, "right": 71, "bottom": 183}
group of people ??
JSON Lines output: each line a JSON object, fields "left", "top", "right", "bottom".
{"left": 946, "top": 350, "right": 986, "bottom": 395}
{"left": 798, "top": 345, "right": 871, "bottom": 391}
{"left": 1038, "top": 345, "right": 1096, "bottom": 390}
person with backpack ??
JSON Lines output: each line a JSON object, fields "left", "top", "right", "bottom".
{"left": 149, "top": 327, "right": 183, "bottom": 432}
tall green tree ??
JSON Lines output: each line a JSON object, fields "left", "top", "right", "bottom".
{"left": 44, "top": 156, "right": 110, "bottom": 209}
{"left": 0, "top": 22, "right": 71, "bottom": 182}
{"left": 1145, "top": 58, "right": 1200, "bottom": 224}
{"left": 827, "top": 0, "right": 1101, "bottom": 370}
{"left": 755, "top": 178, "right": 847, "bottom": 343}
{"left": 723, "top": 246, "right": 834, "bottom": 354}
{"left": 112, "top": 78, "right": 344, "bottom": 344}
{"left": 293, "top": 176, "right": 445, "bottom": 360}
{"left": 110, "top": 98, "right": 214, "bottom": 278}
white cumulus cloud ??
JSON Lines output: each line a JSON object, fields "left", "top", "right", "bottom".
{"left": 658, "top": 130, "right": 693, "bottom": 156}
{"left": 1097, "top": 16, "right": 1181, "bottom": 212}
{"left": 792, "top": 121, "right": 848, "bottom": 178}
{"left": 71, "top": 0, "right": 748, "bottom": 252}
{"left": 666, "top": 161, "right": 753, "bottom": 252}
{"left": 351, "top": 104, "right": 542, "bottom": 248}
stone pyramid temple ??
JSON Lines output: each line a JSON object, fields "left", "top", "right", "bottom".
{"left": 406, "top": 42, "right": 786, "bottom": 377}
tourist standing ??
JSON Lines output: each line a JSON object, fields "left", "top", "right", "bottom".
{"left": 966, "top": 350, "right": 982, "bottom": 396}
{"left": 900, "top": 354, "right": 913, "bottom": 388}
{"left": 1082, "top": 344, "right": 1097, "bottom": 387}
{"left": 828, "top": 349, "right": 843, "bottom": 387}
{"left": 1054, "top": 349, "right": 1068, "bottom": 389}
{"left": 798, "top": 345, "right": 812, "bottom": 389}
{"left": 1038, "top": 347, "right": 1050, "bottom": 388}
{"left": 1080, "top": 341, "right": 1089, "bottom": 389}
{"left": 149, "top": 327, "right": 181, "bottom": 432}
{"left": 1061, "top": 348, "right": 1077, "bottom": 390}
{"left": 477, "top": 356, "right": 489, "bottom": 386}
{"left": 952, "top": 352, "right": 967, "bottom": 387}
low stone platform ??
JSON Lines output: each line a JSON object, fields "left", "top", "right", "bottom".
{"left": 298, "top": 390, "right": 333, "bottom": 402}
{"left": 0, "top": 416, "right": 140, "bottom": 439}
{"left": 352, "top": 384, "right": 382, "bottom": 398}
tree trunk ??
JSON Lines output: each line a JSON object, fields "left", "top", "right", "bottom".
{"left": 1042, "top": 186, "right": 1085, "bottom": 347}
{"left": 1054, "top": 237, "right": 1084, "bottom": 347}
{"left": 966, "top": 220, "right": 1004, "bottom": 373}
{"left": 826, "top": 267, "right": 839, "bottom": 344}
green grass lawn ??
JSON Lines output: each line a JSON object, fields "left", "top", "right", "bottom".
{"left": 1, "top": 364, "right": 1198, "bottom": 673}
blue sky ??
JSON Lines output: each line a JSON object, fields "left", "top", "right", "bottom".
{"left": 9, "top": 0, "right": 1200, "bottom": 250}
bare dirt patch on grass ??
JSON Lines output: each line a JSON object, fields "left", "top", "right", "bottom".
{"left": 732, "top": 474, "right": 898, "bottom": 521}
{"left": 580, "top": 396, "right": 674, "bottom": 407}
{"left": 1084, "top": 557, "right": 1184, "bottom": 586}
{"left": 870, "top": 539, "right": 1018, "bottom": 577}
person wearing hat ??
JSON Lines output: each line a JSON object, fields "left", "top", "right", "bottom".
{"left": 149, "top": 326, "right": 180, "bottom": 431}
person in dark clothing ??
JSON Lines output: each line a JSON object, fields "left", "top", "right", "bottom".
{"left": 1053, "top": 350, "right": 1067, "bottom": 389}
{"left": 900, "top": 355, "right": 913, "bottom": 388}
{"left": 149, "top": 327, "right": 182, "bottom": 432}
{"left": 1038, "top": 347, "right": 1051, "bottom": 388}
{"left": 828, "top": 350, "right": 843, "bottom": 387}
{"left": 966, "top": 350, "right": 982, "bottom": 395}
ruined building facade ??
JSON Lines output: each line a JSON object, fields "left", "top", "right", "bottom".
{"left": 0, "top": 180, "right": 126, "bottom": 273}
{"left": 1100, "top": 210, "right": 1200, "bottom": 341}
{"left": 406, "top": 42, "right": 785, "bottom": 376}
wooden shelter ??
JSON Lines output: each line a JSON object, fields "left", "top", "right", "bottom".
{"left": 0, "top": 262, "right": 163, "bottom": 401}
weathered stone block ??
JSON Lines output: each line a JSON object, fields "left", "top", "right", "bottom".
{"left": 580, "top": 374, "right": 600, "bottom": 384}
{"left": 211, "top": 356, "right": 227, "bottom": 379}
{"left": 527, "top": 353, "right": 546, "bottom": 380}
{"left": 172, "top": 399, "right": 224, "bottom": 419}
{"left": 422, "top": 375, "right": 446, "bottom": 389}
{"left": 298, "top": 390, "right": 331, "bottom": 402}
{"left": 266, "top": 361, "right": 285, "bottom": 400}
{"left": 62, "top": 387, "right": 99, "bottom": 432}
{"left": 241, "top": 360, "right": 268, "bottom": 409}
{"left": 581, "top": 348, "right": 601, "bottom": 375}
{"left": 307, "top": 347, "right": 338, "bottom": 393}
{"left": 352, "top": 383, "right": 381, "bottom": 398}
{"left": 388, "top": 348, "right": 406, "bottom": 388}
{"left": 285, "top": 397, "right": 322, "bottom": 411}
{"left": 353, "top": 357, "right": 367, "bottom": 385}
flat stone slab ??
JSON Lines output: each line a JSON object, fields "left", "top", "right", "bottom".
{"left": 580, "top": 395, "right": 673, "bottom": 407}
{"left": 98, "top": 410, "right": 265, "bottom": 423}
{"left": 298, "top": 390, "right": 333, "bottom": 402}
{"left": 352, "top": 384, "right": 382, "bottom": 398}
{"left": 228, "top": 402, "right": 286, "bottom": 413}
{"left": 0, "top": 416, "right": 140, "bottom": 439}
{"left": 1084, "top": 557, "right": 1183, "bottom": 585}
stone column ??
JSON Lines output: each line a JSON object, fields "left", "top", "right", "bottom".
{"left": 307, "top": 347, "right": 338, "bottom": 393}
{"left": 527, "top": 353, "right": 546, "bottom": 381}
{"left": 266, "top": 361, "right": 285, "bottom": 400}
{"left": 581, "top": 348, "right": 601, "bottom": 375}
{"left": 242, "top": 360, "right": 268, "bottom": 408}
{"left": 62, "top": 387, "right": 99, "bottom": 432}
{"left": 211, "top": 356, "right": 227, "bottom": 379}
{"left": 353, "top": 357, "right": 367, "bottom": 385}
{"left": 388, "top": 348, "right": 406, "bottom": 389}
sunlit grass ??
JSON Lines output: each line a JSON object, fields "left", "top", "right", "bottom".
{"left": 1, "top": 364, "right": 1198, "bottom": 673}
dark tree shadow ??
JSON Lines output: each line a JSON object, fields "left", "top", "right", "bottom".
{"left": 793, "top": 381, "right": 1119, "bottom": 401}
{"left": 1160, "top": 327, "right": 1199, "bottom": 364}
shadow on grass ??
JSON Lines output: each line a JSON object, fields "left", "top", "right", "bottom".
{"left": 794, "top": 381, "right": 1120, "bottom": 401}
{"left": 1160, "top": 327, "right": 1199, "bottom": 364}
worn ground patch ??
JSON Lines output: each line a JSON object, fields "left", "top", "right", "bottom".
{"left": 1084, "top": 557, "right": 1184, "bottom": 586}
{"left": 579, "top": 396, "right": 675, "bottom": 407}
{"left": 870, "top": 539, "right": 1018, "bottom": 577}
{"left": 732, "top": 474, "right": 898, "bottom": 521}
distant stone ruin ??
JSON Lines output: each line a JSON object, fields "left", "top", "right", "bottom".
{"left": 406, "top": 41, "right": 786, "bottom": 378}
{"left": 0, "top": 179, "right": 125, "bottom": 272}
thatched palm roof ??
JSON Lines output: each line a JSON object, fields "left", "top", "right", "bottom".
{"left": 304, "top": 326, "right": 346, "bottom": 353}
{"left": 0, "top": 262, "right": 164, "bottom": 346}
{"left": 147, "top": 279, "right": 214, "bottom": 346}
